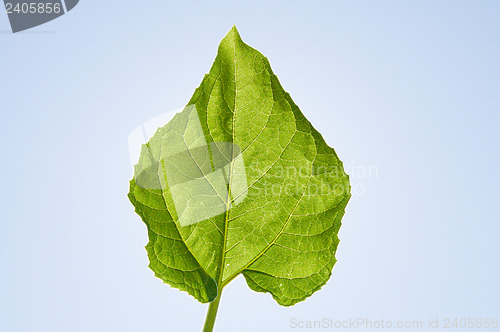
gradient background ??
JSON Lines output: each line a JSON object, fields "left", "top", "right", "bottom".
{"left": 1, "top": 1, "right": 499, "bottom": 331}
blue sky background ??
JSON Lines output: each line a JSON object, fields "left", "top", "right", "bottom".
{"left": 1, "top": 1, "right": 499, "bottom": 331}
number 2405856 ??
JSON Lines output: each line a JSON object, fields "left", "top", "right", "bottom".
{"left": 5, "top": 2, "right": 62, "bottom": 14}
{"left": 443, "top": 318, "right": 498, "bottom": 329}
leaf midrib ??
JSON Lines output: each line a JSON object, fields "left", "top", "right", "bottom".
{"left": 215, "top": 36, "right": 239, "bottom": 291}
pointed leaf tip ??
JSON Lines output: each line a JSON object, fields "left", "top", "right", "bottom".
{"left": 217, "top": 26, "right": 245, "bottom": 57}
{"left": 223, "top": 25, "right": 242, "bottom": 43}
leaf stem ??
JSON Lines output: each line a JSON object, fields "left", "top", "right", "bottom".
{"left": 202, "top": 289, "right": 223, "bottom": 332}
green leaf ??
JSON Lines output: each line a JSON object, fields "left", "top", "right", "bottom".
{"left": 128, "top": 26, "right": 351, "bottom": 309}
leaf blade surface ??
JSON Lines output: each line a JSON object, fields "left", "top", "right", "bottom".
{"left": 128, "top": 26, "right": 351, "bottom": 306}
